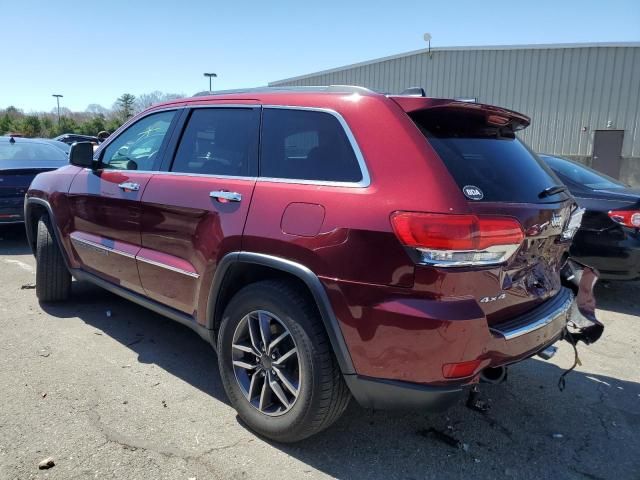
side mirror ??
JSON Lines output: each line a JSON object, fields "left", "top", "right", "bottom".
{"left": 69, "top": 142, "right": 95, "bottom": 168}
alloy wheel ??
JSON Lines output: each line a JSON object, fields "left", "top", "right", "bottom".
{"left": 231, "top": 310, "right": 300, "bottom": 416}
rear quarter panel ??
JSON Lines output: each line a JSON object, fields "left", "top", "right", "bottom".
{"left": 243, "top": 94, "right": 470, "bottom": 287}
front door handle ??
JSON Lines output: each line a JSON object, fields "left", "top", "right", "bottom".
{"left": 118, "top": 182, "right": 140, "bottom": 191}
{"left": 210, "top": 190, "right": 242, "bottom": 202}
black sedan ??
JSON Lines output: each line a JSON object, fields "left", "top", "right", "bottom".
{"left": 0, "top": 137, "right": 68, "bottom": 224}
{"left": 54, "top": 133, "right": 100, "bottom": 145}
{"left": 541, "top": 154, "right": 640, "bottom": 280}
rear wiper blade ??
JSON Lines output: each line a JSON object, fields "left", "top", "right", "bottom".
{"left": 539, "top": 185, "right": 567, "bottom": 198}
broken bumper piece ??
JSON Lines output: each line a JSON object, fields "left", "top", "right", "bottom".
{"left": 561, "top": 259, "right": 604, "bottom": 345}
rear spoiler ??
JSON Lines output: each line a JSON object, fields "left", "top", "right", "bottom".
{"left": 389, "top": 96, "right": 531, "bottom": 131}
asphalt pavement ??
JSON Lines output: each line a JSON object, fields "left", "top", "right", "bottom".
{"left": 0, "top": 224, "right": 638, "bottom": 480}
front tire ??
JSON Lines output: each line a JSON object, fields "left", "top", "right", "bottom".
{"left": 35, "top": 215, "right": 71, "bottom": 302}
{"left": 217, "top": 280, "right": 350, "bottom": 442}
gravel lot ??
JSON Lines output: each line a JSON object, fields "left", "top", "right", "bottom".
{"left": 0, "top": 224, "right": 638, "bottom": 480}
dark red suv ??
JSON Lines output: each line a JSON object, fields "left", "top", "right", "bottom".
{"left": 25, "top": 86, "right": 603, "bottom": 442}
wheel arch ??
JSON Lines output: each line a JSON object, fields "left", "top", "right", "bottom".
{"left": 24, "top": 198, "right": 66, "bottom": 262}
{"left": 207, "top": 252, "right": 356, "bottom": 375}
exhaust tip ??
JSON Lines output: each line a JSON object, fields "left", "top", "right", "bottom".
{"left": 537, "top": 345, "right": 558, "bottom": 361}
{"left": 480, "top": 366, "right": 507, "bottom": 384}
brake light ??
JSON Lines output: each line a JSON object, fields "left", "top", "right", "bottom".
{"left": 608, "top": 210, "right": 640, "bottom": 228}
{"left": 486, "top": 114, "right": 509, "bottom": 126}
{"left": 391, "top": 212, "right": 524, "bottom": 267}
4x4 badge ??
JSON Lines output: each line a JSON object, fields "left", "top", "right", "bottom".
{"left": 463, "top": 185, "right": 484, "bottom": 201}
{"left": 480, "top": 293, "right": 506, "bottom": 303}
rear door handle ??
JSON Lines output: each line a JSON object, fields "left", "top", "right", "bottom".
{"left": 118, "top": 182, "right": 140, "bottom": 191}
{"left": 210, "top": 190, "right": 242, "bottom": 202}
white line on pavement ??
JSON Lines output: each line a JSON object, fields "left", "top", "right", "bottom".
{"left": 1, "top": 258, "right": 35, "bottom": 273}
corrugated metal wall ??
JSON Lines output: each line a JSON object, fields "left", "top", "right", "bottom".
{"left": 271, "top": 45, "right": 640, "bottom": 165}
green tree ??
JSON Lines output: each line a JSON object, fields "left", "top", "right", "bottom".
{"left": 40, "top": 116, "right": 55, "bottom": 137}
{"left": 115, "top": 93, "right": 136, "bottom": 122}
{"left": 54, "top": 116, "right": 78, "bottom": 136}
{"left": 78, "top": 114, "right": 107, "bottom": 136}
{"left": 0, "top": 113, "right": 12, "bottom": 134}
{"left": 5, "top": 106, "right": 22, "bottom": 120}
{"left": 19, "top": 115, "right": 42, "bottom": 137}
{"left": 106, "top": 117, "right": 123, "bottom": 133}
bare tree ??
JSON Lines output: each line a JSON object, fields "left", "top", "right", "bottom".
{"left": 134, "top": 91, "right": 185, "bottom": 113}
{"left": 86, "top": 104, "right": 109, "bottom": 116}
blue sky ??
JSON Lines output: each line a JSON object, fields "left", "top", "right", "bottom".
{"left": 1, "top": 0, "right": 638, "bottom": 112}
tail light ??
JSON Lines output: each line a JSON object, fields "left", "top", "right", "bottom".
{"left": 390, "top": 212, "right": 524, "bottom": 267}
{"left": 608, "top": 210, "right": 640, "bottom": 228}
{"left": 560, "top": 207, "right": 585, "bottom": 241}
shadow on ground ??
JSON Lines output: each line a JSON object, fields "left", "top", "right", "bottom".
{"left": 594, "top": 280, "right": 640, "bottom": 316}
{"left": 40, "top": 281, "right": 229, "bottom": 406}
{"left": 38, "top": 278, "right": 640, "bottom": 480}
{"left": 0, "top": 224, "right": 32, "bottom": 255}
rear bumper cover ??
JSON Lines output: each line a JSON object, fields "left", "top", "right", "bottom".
{"left": 0, "top": 197, "right": 25, "bottom": 223}
{"left": 328, "top": 260, "right": 602, "bottom": 410}
{"left": 344, "top": 375, "right": 466, "bottom": 410}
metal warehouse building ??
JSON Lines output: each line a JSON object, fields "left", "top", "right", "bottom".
{"left": 270, "top": 42, "right": 640, "bottom": 186}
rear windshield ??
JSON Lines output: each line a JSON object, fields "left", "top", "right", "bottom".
{"left": 0, "top": 142, "right": 67, "bottom": 162}
{"left": 542, "top": 155, "right": 625, "bottom": 190}
{"left": 410, "top": 110, "right": 568, "bottom": 203}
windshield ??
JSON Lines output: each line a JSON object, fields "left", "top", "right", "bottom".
{"left": 0, "top": 142, "right": 68, "bottom": 162}
{"left": 542, "top": 155, "right": 625, "bottom": 190}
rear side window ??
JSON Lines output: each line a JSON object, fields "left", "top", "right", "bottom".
{"left": 411, "top": 110, "right": 567, "bottom": 203}
{"left": 172, "top": 108, "right": 259, "bottom": 176}
{"left": 260, "top": 109, "right": 363, "bottom": 183}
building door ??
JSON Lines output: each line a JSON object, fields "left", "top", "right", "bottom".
{"left": 592, "top": 130, "right": 624, "bottom": 179}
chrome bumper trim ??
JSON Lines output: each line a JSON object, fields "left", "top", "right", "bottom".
{"left": 490, "top": 288, "right": 574, "bottom": 340}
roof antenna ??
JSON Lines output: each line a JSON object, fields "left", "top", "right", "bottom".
{"left": 9, "top": 136, "right": 15, "bottom": 144}
{"left": 423, "top": 32, "right": 433, "bottom": 59}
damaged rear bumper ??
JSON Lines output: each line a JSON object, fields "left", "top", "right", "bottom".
{"left": 327, "top": 258, "right": 603, "bottom": 410}
{"left": 341, "top": 260, "right": 604, "bottom": 411}
{"left": 486, "top": 259, "right": 604, "bottom": 368}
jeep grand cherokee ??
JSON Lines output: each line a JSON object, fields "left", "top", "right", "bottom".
{"left": 25, "top": 86, "right": 603, "bottom": 442}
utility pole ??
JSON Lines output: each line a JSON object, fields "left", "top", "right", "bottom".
{"left": 203, "top": 73, "right": 217, "bottom": 93}
{"left": 52, "top": 94, "right": 63, "bottom": 125}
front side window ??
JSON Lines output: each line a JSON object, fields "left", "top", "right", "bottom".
{"left": 260, "top": 109, "right": 363, "bottom": 183}
{"left": 171, "top": 108, "right": 259, "bottom": 176}
{"left": 101, "top": 110, "right": 176, "bottom": 171}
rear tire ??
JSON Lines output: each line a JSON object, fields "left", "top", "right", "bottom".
{"left": 217, "top": 280, "right": 350, "bottom": 442}
{"left": 35, "top": 215, "right": 71, "bottom": 302}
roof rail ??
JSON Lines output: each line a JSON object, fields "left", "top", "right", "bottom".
{"left": 192, "top": 85, "right": 376, "bottom": 97}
